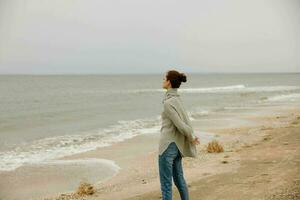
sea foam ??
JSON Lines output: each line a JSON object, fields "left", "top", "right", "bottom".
{"left": 0, "top": 117, "right": 161, "bottom": 172}
{"left": 127, "top": 85, "right": 300, "bottom": 94}
{"left": 267, "top": 93, "right": 300, "bottom": 102}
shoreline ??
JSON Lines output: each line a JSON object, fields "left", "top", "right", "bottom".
{"left": 41, "top": 107, "right": 300, "bottom": 200}
{"left": 0, "top": 105, "right": 299, "bottom": 200}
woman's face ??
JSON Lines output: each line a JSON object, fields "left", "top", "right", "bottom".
{"left": 162, "top": 74, "right": 171, "bottom": 89}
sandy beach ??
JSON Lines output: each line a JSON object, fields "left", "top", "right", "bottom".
{"left": 1, "top": 1, "right": 299, "bottom": 199}
{"left": 13, "top": 106, "right": 297, "bottom": 200}
{"left": 124, "top": 112, "right": 300, "bottom": 200}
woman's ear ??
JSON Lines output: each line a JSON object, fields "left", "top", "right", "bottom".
{"left": 167, "top": 80, "right": 171, "bottom": 88}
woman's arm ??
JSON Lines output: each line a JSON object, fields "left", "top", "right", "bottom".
{"left": 164, "top": 102, "right": 195, "bottom": 142}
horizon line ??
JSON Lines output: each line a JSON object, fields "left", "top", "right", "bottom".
{"left": 0, "top": 71, "right": 300, "bottom": 76}
{"left": 0, "top": 71, "right": 300, "bottom": 75}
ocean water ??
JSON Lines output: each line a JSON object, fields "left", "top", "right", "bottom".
{"left": 0, "top": 73, "right": 300, "bottom": 172}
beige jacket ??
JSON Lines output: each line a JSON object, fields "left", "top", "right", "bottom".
{"left": 159, "top": 87, "right": 197, "bottom": 158}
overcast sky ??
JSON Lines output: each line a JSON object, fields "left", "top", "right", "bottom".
{"left": 0, "top": 0, "right": 299, "bottom": 74}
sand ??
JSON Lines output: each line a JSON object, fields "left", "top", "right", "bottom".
{"left": 33, "top": 107, "right": 300, "bottom": 200}
{"left": 125, "top": 115, "right": 300, "bottom": 200}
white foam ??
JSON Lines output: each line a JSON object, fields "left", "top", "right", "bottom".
{"left": 243, "top": 86, "right": 300, "bottom": 93}
{"left": 188, "top": 109, "right": 210, "bottom": 121}
{"left": 0, "top": 104, "right": 216, "bottom": 172}
{"left": 126, "top": 85, "right": 300, "bottom": 94}
{"left": 266, "top": 93, "right": 300, "bottom": 102}
{"left": 0, "top": 117, "right": 161, "bottom": 172}
{"left": 181, "top": 85, "right": 246, "bottom": 93}
{"left": 127, "top": 85, "right": 246, "bottom": 93}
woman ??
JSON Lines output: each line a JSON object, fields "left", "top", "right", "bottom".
{"left": 159, "top": 70, "right": 200, "bottom": 200}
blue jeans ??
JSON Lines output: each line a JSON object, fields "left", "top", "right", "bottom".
{"left": 159, "top": 142, "right": 189, "bottom": 200}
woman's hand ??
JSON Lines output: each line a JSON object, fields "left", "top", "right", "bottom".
{"left": 192, "top": 136, "right": 200, "bottom": 145}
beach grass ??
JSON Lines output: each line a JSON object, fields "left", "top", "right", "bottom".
{"left": 207, "top": 139, "right": 224, "bottom": 153}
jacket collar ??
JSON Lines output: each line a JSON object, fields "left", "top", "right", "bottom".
{"left": 163, "top": 88, "right": 179, "bottom": 103}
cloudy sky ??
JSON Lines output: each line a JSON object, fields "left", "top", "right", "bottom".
{"left": 0, "top": 0, "right": 299, "bottom": 74}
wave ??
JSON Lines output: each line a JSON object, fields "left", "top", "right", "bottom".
{"left": 180, "top": 85, "right": 246, "bottom": 93}
{"left": 266, "top": 93, "right": 300, "bottom": 102}
{"left": 0, "top": 117, "right": 161, "bottom": 172}
{"left": 126, "top": 85, "right": 300, "bottom": 94}
{"left": 241, "top": 86, "right": 300, "bottom": 93}
{"left": 188, "top": 109, "right": 210, "bottom": 121}
{"left": 0, "top": 103, "right": 220, "bottom": 172}
{"left": 127, "top": 85, "right": 245, "bottom": 93}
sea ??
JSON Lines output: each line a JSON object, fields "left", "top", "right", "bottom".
{"left": 0, "top": 73, "right": 300, "bottom": 172}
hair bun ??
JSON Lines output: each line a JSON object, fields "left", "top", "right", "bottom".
{"left": 180, "top": 73, "right": 187, "bottom": 82}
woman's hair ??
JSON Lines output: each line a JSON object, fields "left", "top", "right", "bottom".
{"left": 166, "top": 70, "right": 187, "bottom": 88}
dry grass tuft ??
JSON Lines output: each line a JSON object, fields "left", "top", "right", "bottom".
{"left": 76, "top": 181, "right": 95, "bottom": 196}
{"left": 207, "top": 140, "right": 224, "bottom": 153}
{"left": 290, "top": 116, "right": 300, "bottom": 125}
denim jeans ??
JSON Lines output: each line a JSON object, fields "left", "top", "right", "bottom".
{"left": 159, "top": 142, "right": 189, "bottom": 200}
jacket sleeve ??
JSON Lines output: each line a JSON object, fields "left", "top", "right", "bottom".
{"left": 164, "top": 102, "right": 195, "bottom": 142}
